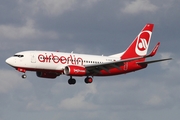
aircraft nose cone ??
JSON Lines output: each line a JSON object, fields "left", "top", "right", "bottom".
{"left": 5, "top": 57, "right": 12, "bottom": 65}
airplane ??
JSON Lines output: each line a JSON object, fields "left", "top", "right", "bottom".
{"left": 5, "top": 23, "right": 172, "bottom": 85}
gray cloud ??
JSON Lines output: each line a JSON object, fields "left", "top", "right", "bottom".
{"left": 121, "top": 0, "right": 158, "bottom": 14}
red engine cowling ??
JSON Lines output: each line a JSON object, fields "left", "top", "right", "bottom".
{"left": 64, "top": 65, "right": 86, "bottom": 76}
{"left": 36, "top": 71, "right": 58, "bottom": 79}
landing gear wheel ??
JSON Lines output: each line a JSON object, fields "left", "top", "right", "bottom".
{"left": 22, "top": 74, "right": 27, "bottom": 79}
{"left": 68, "top": 78, "right": 76, "bottom": 85}
{"left": 84, "top": 77, "right": 93, "bottom": 84}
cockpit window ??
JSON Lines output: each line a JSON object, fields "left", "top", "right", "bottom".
{"left": 13, "top": 55, "right": 24, "bottom": 57}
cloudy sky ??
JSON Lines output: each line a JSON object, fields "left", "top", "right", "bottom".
{"left": 0, "top": 0, "right": 180, "bottom": 120}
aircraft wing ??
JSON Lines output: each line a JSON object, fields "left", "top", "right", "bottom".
{"left": 84, "top": 56, "right": 143, "bottom": 75}
{"left": 137, "top": 58, "right": 172, "bottom": 65}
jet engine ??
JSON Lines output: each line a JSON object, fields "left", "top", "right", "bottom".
{"left": 64, "top": 65, "right": 86, "bottom": 76}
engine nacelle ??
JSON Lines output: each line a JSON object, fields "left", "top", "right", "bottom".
{"left": 64, "top": 65, "right": 86, "bottom": 76}
{"left": 36, "top": 71, "right": 58, "bottom": 79}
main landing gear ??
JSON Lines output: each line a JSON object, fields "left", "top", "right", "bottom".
{"left": 68, "top": 77, "right": 76, "bottom": 85}
{"left": 68, "top": 76, "right": 93, "bottom": 85}
{"left": 84, "top": 77, "right": 93, "bottom": 84}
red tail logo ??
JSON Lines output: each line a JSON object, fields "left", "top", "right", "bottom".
{"left": 135, "top": 30, "right": 151, "bottom": 56}
{"left": 121, "top": 24, "right": 154, "bottom": 60}
{"left": 137, "top": 38, "right": 147, "bottom": 51}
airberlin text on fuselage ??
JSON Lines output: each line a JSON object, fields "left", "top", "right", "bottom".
{"left": 38, "top": 53, "right": 83, "bottom": 65}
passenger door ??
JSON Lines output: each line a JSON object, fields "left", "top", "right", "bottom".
{"left": 31, "top": 52, "right": 36, "bottom": 63}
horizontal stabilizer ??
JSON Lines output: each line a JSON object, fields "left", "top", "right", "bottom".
{"left": 137, "top": 58, "right": 172, "bottom": 65}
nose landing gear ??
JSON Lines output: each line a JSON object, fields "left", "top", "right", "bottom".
{"left": 22, "top": 74, "right": 27, "bottom": 79}
{"left": 16, "top": 68, "right": 27, "bottom": 79}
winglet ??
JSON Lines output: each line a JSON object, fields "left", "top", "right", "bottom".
{"left": 145, "top": 42, "right": 160, "bottom": 58}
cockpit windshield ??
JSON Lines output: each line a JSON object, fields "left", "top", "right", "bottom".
{"left": 13, "top": 55, "right": 24, "bottom": 57}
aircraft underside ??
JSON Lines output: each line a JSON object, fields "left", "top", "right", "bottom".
{"left": 14, "top": 63, "right": 147, "bottom": 85}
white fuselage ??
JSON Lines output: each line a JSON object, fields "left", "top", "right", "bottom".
{"left": 6, "top": 51, "right": 121, "bottom": 72}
